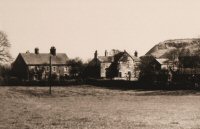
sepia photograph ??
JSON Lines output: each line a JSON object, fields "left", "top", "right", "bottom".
{"left": 1, "top": 0, "right": 200, "bottom": 128}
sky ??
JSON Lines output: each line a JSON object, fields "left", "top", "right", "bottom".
{"left": 1, "top": 0, "right": 200, "bottom": 61}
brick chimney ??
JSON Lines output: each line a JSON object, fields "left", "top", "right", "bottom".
{"left": 35, "top": 47, "right": 39, "bottom": 54}
{"left": 50, "top": 46, "right": 56, "bottom": 56}
{"left": 105, "top": 50, "right": 108, "bottom": 56}
{"left": 26, "top": 50, "right": 30, "bottom": 54}
{"left": 94, "top": 50, "right": 98, "bottom": 59}
{"left": 134, "top": 51, "right": 138, "bottom": 57}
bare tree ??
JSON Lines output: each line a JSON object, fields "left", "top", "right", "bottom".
{"left": 0, "top": 31, "right": 12, "bottom": 63}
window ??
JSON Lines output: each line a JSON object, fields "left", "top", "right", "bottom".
{"left": 35, "top": 66, "right": 39, "bottom": 71}
{"left": 53, "top": 66, "right": 56, "bottom": 72}
{"left": 46, "top": 66, "right": 49, "bottom": 72}
{"left": 34, "top": 74, "right": 38, "bottom": 80}
{"left": 64, "top": 67, "right": 67, "bottom": 72}
{"left": 118, "top": 72, "right": 122, "bottom": 77}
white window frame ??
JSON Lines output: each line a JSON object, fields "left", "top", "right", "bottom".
{"left": 46, "top": 66, "right": 49, "bottom": 72}
{"left": 52, "top": 66, "right": 56, "bottom": 72}
{"left": 64, "top": 67, "right": 67, "bottom": 72}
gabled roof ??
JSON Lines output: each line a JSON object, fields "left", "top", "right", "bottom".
{"left": 126, "top": 53, "right": 141, "bottom": 62}
{"left": 114, "top": 51, "right": 140, "bottom": 63}
{"left": 140, "top": 55, "right": 160, "bottom": 65}
{"left": 97, "top": 56, "right": 113, "bottom": 63}
{"left": 19, "top": 53, "right": 68, "bottom": 65}
{"left": 89, "top": 50, "right": 140, "bottom": 66}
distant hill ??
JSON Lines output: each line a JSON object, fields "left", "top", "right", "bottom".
{"left": 146, "top": 38, "right": 200, "bottom": 59}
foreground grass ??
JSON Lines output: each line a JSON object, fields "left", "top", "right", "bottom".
{"left": 1, "top": 85, "right": 200, "bottom": 129}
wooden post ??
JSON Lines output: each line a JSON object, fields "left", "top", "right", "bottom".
{"left": 49, "top": 55, "right": 52, "bottom": 94}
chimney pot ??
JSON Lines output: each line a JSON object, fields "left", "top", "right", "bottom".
{"left": 134, "top": 51, "right": 138, "bottom": 57}
{"left": 105, "top": 50, "right": 108, "bottom": 56}
{"left": 26, "top": 50, "right": 30, "bottom": 54}
{"left": 50, "top": 46, "right": 56, "bottom": 56}
{"left": 35, "top": 47, "right": 39, "bottom": 54}
{"left": 94, "top": 50, "right": 98, "bottom": 58}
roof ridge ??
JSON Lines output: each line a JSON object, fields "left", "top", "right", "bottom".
{"left": 18, "top": 53, "right": 68, "bottom": 65}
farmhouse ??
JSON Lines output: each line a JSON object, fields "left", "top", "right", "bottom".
{"left": 85, "top": 50, "right": 141, "bottom": 80}
{"left": 12, "top": 46, "right": 69, "bottom": 81}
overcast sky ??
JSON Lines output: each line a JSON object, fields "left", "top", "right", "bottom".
{"left": 1, "top": 0, "right": 200, "bottom": 60}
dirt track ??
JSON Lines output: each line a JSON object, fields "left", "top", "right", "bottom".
{"left": 1, "top": 85, "right": 200, "bottom": 129}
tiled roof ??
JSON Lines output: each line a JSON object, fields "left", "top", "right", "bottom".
{"left": 20, "top": 53, "right": 68, "bottom": 65}
{"left": 129, "top": 54, "right": 141, "bottom": 62}
{"left": 113, "top": 51, "right": 140, "bottom": 62}
{"left": 140, "top": 55, "right": 156, "bottom": 62}
{"left": 97, "top": 56, "right": 113, "bottom": 63}
{"left": 97, "top": 51, "right": 140, "bottom": 63}
{"left": 140, "top": 55, "right": 161, "bottom": 66}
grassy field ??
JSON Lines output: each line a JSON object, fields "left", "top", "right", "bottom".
{"left": 1, "top": 85, "right": 200, "bottom": 129}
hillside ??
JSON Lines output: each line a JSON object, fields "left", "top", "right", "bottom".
{"left": 146, "top": 38, "right": 200, "bottom": 59}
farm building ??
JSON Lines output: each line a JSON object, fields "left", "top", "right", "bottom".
{"left": 12, "top": 46, "right": 69, "bottom": 81}
{"left": 172, "top": 56, "right": 200, "bottom": 82}
{"left": 84, "top": 50, "right": 141, "bottom": 81}
{"left": 140, "top": 55, "right": 161, "bottom": 72}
